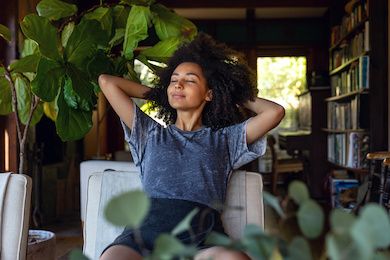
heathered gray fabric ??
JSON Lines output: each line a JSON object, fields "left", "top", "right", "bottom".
{"left": 121, "top": 103, "right": 266, "bottom": 210}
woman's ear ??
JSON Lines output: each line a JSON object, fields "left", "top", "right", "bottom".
{"left": 206, "top": 89, "right": 213, "bottom": 102}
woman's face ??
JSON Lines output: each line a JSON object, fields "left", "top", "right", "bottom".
{"left": 167, "top": 62, "right": 212, "bottom": 111}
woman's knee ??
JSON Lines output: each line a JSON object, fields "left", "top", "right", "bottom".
{"left": 195, "top": 246, "right": 250, "bottom": 260}
{"left": 100, "top": 245, "right": 142, "bottom": 260}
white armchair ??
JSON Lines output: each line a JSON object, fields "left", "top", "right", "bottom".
{"left": 82, "top": 169, "right": 264, "bottom": 259}
{"left": 0, "top": 173, "right": 32, "bottom": 260}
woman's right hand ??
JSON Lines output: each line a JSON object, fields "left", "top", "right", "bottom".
{"left": 98, "top": 74, "right": 151, "bottom": 128}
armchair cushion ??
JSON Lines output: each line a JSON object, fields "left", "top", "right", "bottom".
{"left": 0, "top": 173, "right": 32, "bottom": 260}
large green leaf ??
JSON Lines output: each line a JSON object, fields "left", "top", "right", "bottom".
{"left": 31, "top": 57, "right": 64, "bottom": 101}
{"left": 297, "top": 199, "right": 324, "bottom": 239}
{"left": 0, "top": 77, "right": 12, "bottom": 115}
{"left": 86, "top": 50, "right": 113, "bottom": 81}
{"left": 123, "top": 6, "right": 151, "bottom": 60}
{"left": 0, "top": 23, "right": 11, "bottom": 42}
{"left": 121, "top": 0, "right": 155, "bottom": 6}
{"left": 151, "top": 4, "right": 197, "bottom": 40}
{"left": 65, "top": 19, "right": 109, "bottom": 70}
{"left": 10, "top": 54, "right": 40, "bottom": 73}
{"left": 288, "top": 181, "right": 310, "bottom": 205}
{"left": 112, "top": 5, "right": 130, "bottom": 28}
{"left": 139, "top": 36, "right": 182, "bottom": 63}
{"left": 104, "top": 190, "right": 150, "bottom": 227}
{"left": 14, "top": 75, "right": 43, "bottom": 126}
{"left": 109, "top": 28, "right": 125, "bottom": 47}
{"left": 20, "top": 14, "right": 61, "bottom": 61}
{"left": 83, "top": 7, "right": 113, "bottom": 38}
{"left": 68, "top": 249, "right": 89, "bottom": 260}
{"left": 21, "top": 39, "right": 39, "bottom": 57}
{"left": 65, "top": 64, "right": 95, "bottom": 107}
{"left": 36, "top": 0, "right": 78, "bottom": 21}
{"left": 43, "top": 100, "right": 58, "bottom": 121}
{"left": 350, "top": 203, "right": 390, "bottom": 250}
{"left": 61, "top": 22, "right": 75, "bottom": 48}
{"left": 56, "top": 91, "right": 93, "bottom": 141}
{"left": 288, "top": 237, "right": 312, "bottom": 260}
{"left": 63, "top": 75, "right": 78, "bottom": 109}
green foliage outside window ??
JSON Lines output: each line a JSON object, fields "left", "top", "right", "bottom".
{"left": 257, "top": 57, "right": 307, "bottom": 130}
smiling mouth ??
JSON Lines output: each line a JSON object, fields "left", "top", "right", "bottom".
{"left": 172, "top": 93, "right": 185, "bottom": 98}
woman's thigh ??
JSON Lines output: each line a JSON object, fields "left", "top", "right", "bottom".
{"left": 100, "top": 245, "right": 142, "bottom": 260}
{"left": 195, "top": 246, "right": 251, "bottom": 260}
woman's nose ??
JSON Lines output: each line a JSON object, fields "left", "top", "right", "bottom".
{"left": 175, "top": 80, "right": 183, "bottom": 89}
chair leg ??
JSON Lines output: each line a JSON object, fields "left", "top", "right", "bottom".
{"left": 273, "top": 172, "right": 278, "bottom": 195}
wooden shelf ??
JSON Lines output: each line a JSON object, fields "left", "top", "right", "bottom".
{"left": 328, "top": 161, "right": 369, "bottom": 174}
{"left": 329, "top": 17, "right": 369, "bottom": 52}
{"left": 322, "top": 128, "right": 369, "bottom": 133}
{"left": 325, "top": 89, "right": 369, "bottom": 102}
{"left": 329, "top": 51, "right": 369, "bottom": 75}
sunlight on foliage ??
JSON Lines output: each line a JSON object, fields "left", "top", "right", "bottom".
{"left": 257, "top": 57, "right": 307, "bottom": 129}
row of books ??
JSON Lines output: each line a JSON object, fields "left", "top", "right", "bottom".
{"left": 330, "top": 23, "right": 369, "bottom": 70}
{"left": 330, "top": 55, "right": 369, "bottom": 96}
{"left": 328, "top": 132, "right": 370, "bottom": 169}
{"left": 330, "top": 0, "right": 368, "bottom": 47}
{"left": 327, "top": 98, "right": 360, "bottom": 130}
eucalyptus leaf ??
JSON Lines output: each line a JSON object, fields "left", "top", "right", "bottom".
{"left": 263, "top": 191, "right": 285, "bottom": 218}
{"left": 68, "top": 249, "right": 89, "bottom": 260}
{"left": 171, "top": 208, "right": 199, "bottom": 236}
{"left": 297, "top": 199, "right": 324, "bottom": 239}
{"left": 65, "top": 19, "right": 109, "bottom": 70}
{"left": 31, "top": 57, "right": 63, "bottom": 101}
{"left": 350, "top": 203, "right": 390, "bottom": 250}
{"left": 112, "top": 5, "right": 130, "bottom": 28}
{"left": 241, "top": 233, "right": 277, "bottom": 260}
{"left": 123, "top": 6, "right": 151, "bottom": 59}
{"left": 288, "top": 181, "right": 310, "bottom": 205}
{"left": 21, "top": 39, "right": 39, "bottom": 57}
{"left": 139, "top": 36, "right": 182, "bottom": 63}
{"left": 0, "top": 77, "right": 12, "bottom": 115}
{"left": 152, "top": 234, "right": 195, "bottom": 260}
{"left": 10, "top": 54, "right": 40, "bottom": 73}
{"left": 56, "top": 91, "right": 92, "bottom": 141}
{"left": 20, "top": 14, "right": 61, "bottom": 60}
{"left": 288, "top": 236, "right": 312, "bottom": 260}
{"left": 0, "top": 23, "right": 11, "bottom": 42}
{"left": 43, "top": 100, "right": 58, "bottom": 121}
{"left": 151, "top": 4, "right": 197, "bottom": 40}
{"left": 243, "top": 224, "right": 264, "bottom": 238}
{"left": 205, "top": 231, "right": 232, "bottom": 247}
{"left": 104, "top": 190, "right": 150, "bottom": 228}
{"left": 83, "top": 7, "right": 113, "bottom": 38}
{"left": 36, "top": 0, "right": 78, "bottom": 21}
{"left": 326, "top": 233, "right": 364, "bottom": 260}
{"left": 61, "top": 22, "right": 75, "bottom": 48}
{"left": 330, "top": 209, "right": 356, "bottom": 234}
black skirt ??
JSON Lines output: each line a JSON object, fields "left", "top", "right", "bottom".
{"left": 102, "top": 198, "right": 226, "bottom": 256}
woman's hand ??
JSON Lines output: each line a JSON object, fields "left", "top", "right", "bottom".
{"left": 98, "top": 74, "right": 151, "bottom": 128}
{"left": 243, "top": 97, "right": 285, "bottom": 144}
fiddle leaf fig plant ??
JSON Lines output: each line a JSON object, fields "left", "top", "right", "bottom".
{"left": 0, "top": 0, "right": 197, "bottom": 174}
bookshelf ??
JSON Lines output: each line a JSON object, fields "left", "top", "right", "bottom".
{"left": 327, "top": 0, "right": 370, "bottom": 172}
{"left": 327, "top": 0, "right": 388, "bottom": 209}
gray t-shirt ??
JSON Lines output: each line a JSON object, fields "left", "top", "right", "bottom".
{"left": 122, "top": 103, "right": 266, "bottom": 210}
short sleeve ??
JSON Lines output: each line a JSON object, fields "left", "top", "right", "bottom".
{"left": 121, "top": 102, "right": 159, "bottom": 166}
{"left": 224, "top": 118, "right": 267, "bottom": 169}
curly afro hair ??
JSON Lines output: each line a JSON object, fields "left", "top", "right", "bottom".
{"left": 145, "top": 32, "right": 258, "bottom": 129}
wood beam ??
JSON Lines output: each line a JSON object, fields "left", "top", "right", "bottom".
{"left": 159, "top": 0, "right": 330, "bottom": 8}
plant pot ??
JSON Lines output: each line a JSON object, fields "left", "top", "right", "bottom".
{"left": 27, "top": 230, "right": 56, "bottom": 260}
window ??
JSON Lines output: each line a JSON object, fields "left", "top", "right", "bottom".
{"left": 257, "top": 57, "right": 307, "bottom": 130}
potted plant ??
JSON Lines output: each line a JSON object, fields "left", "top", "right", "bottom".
{"left": 0, "top": 0, "right": 196, "bottom": 258}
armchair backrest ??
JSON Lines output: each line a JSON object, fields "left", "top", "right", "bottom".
{"left": 83, "top": 170, "right": 264, "bottom": 259}
{"left": 0, "top": 173, "right": 32, "bottom": 260}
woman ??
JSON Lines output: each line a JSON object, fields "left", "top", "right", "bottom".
{"left": 99, "top": 33, "right": 285, "bottom": 260}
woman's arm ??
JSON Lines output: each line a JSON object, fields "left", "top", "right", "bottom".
{"left": 243, "top": 97, "right": 285, "bottom": 144}
{"left": 98, "top": 74, "right": 151, "bottom": 128}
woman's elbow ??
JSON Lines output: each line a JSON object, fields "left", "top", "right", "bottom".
{"left": 98, "top": 74, "right": 112, "bottom": 90}
{"left": 275, "top": 105, "right": 285, "bottom": 123}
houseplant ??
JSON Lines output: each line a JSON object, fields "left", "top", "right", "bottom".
{"left": 0, "top": 0, "right": 196, "bottom": 258}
